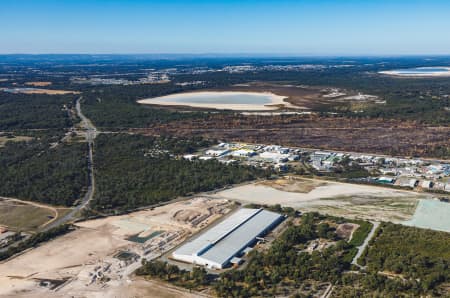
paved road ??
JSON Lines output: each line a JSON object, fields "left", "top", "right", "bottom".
{"left": 44, "top": 97, "right": 97, "bottom": 230}
{"left": 351, "top": 221, "right": 380, "bottom": 269}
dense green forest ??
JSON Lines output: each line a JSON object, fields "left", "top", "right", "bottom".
{"left": 0, "top": 138, "right": 88, "bottom": 206}
{"left": 90, "top": 134, "right": 269, "bottom": 212}
{"left": 81, "top": 84, "right": 209, "bottom": 129}
{"left": 358, "top": 223, "right": 450, "bottom": 294}
{"left": 0, "top": 92, "right": 77, "bottom": 130}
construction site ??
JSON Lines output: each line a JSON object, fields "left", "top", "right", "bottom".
{"left": 0, "top": 197, "right": 233, "bottom": 298}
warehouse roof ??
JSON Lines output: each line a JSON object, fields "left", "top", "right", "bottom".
{"left": 173, "top": 208, "right": 283, "bottom": 268}
{"left": 200, "top": 209, "right": 282, "bottom": 266}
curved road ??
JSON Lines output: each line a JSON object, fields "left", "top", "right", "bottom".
{"left": 44, "top": 97, "right": 97, "bottom": 230}
{"left": 351, "top": 221, "right": 380, "bottom": 269}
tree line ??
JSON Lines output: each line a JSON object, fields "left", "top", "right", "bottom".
{"left": 90, "top": 134, "right": 270, "bottom": 212}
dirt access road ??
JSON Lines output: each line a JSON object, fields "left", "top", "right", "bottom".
{"left": 351, "top": 221, "right": 380, "bottom": 269}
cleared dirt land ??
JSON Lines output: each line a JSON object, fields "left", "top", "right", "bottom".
{"left": 24, "top": 82, "right": 52, "bottom": 87}
{"left": 0, "top": 197, "right": 231, "bottom": 297}
{"left": 0, "top": 197, "right": 70, "bottom": 232}
{"left": 212, "top": 177, "right": 430, "bottom": 222}
{"left": 0, "top": 135, "right": 33, "bottom": 148}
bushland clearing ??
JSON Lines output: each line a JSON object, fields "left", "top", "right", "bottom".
{"left": 25, "top": 82, "right": 52, "bottom": 87}
{"left": 0, "top": 135, "right": 33, "bottom": 147}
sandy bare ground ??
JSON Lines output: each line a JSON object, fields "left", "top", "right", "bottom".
{"left": 138, "top": 91, "right": 296, "bottom": 111}
{"left": 20, "top": 89, "right": 80, "bottom": 95}
{"left": 212, "top": 177, "right": 429, "bottom": 222}
{"left": 0, "top": 197, "right": 231, "bottom": 297}
{"left": 0, "top": 136, "right": 33, "bottom": 148}
{"left": 77, "top": 197, "right": 230, "bottom": 236}
{"left": 24, "top": 82, "right": 52, "bottom": 87}
{"left": 0, "top": 225, "right": 130, "bottom": 296}
{"left": 102, "top": 278, "right": 209, "bottom": 298}
{"left": 1, "top": 278, "right": 204, "bottom": 298}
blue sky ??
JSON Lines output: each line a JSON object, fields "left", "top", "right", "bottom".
{"left": 1, "top": 0, "right": 450, "bottom": 55}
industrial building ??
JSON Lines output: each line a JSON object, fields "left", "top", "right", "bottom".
{"left": 172, "top": 208, "right": 284, "bottom": 269}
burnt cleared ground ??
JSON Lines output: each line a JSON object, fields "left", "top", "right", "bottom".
{"left": 137, "top": 114, "right": 450, "bottom": 159}
{"left": 208, "top": 82, "right": 373, "bottom": 109}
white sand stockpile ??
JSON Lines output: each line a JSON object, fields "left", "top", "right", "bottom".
{"left": 138, "top": 91, "right": 289, "bottom": 110}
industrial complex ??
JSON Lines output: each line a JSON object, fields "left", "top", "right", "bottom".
{"left": 172, "top": 208, "right": 284, "bottom": 269}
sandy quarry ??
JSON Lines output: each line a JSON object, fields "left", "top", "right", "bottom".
{"left": 379, "top": 67, "right": 450, "bottom": 77}
{"left": 212, "top": 177, "right": 430, "bottom": 222}
{"left": 137, "top": 91, "right": 295, "bottom": 110}
{"left": 0, "top": 197, "right": 231, "bottom": 297}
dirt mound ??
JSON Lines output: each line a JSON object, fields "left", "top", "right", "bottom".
{"left": 173, "top": 210, "right": 202, "bottom": 222}
{"left": 25, "top": 82, "right": 52, "bottom": 87}
{"left": 336, "top": 223, "right": 359, "bottom": 240}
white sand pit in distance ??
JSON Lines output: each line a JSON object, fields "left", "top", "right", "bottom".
{"left": 138, "top": 91, "right": 289, "bottom": 110}
{"left": 379, "top": 67, "right": 450, "bottom": 77}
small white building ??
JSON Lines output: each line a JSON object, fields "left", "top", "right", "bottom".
{"left": 231, "top": 149, "right": 256, "bottom": 157}
{"left": 288, "top": 155, "right": 300, "bottom": 161}
{"left": 183, "top": 154, "right": 198, "bottom": 161}
{"left": 205, "top": 149, "right": 230, "bottom": 157}
{"left": 260, "top": 151, "right": 289, "bottom": 163}
{"left": 421, "top": 180, "right": 433, "bottom": 189}
{"left": 199, "top": 156, "right": 214, "bottom": 161}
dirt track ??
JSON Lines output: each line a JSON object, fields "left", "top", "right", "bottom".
{"left": 0, "top": 197, "right": 59, "bottom": 229}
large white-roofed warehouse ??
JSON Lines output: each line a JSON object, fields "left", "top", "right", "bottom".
{"left": 172, "top": 208, "right": 284, "bottom": 269}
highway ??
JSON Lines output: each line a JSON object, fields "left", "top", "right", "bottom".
{"left": 44, "top": 97, "right": 97, "bottom": 230}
